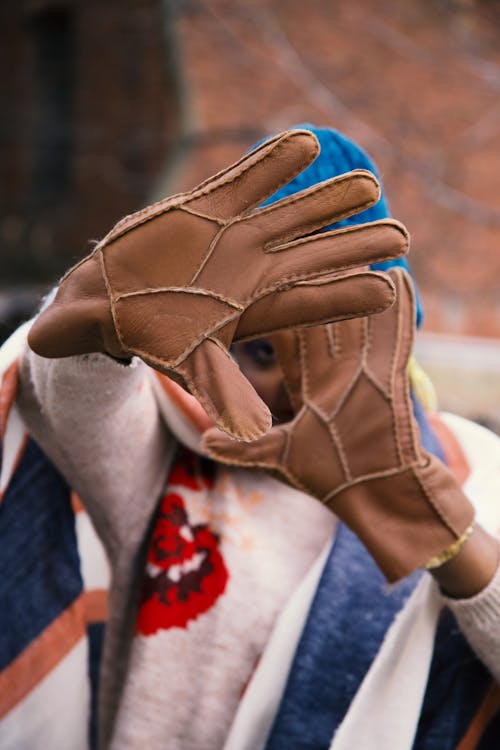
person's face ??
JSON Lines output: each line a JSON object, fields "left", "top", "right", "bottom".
{"left": 231, "top": 339, "right": 294, "bottom": 425}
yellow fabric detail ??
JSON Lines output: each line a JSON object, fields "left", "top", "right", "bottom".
{"left": 409, "top": 356, "right": 438, "bottom": 412}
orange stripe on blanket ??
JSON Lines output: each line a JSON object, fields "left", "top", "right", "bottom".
{"left": 455, "top": 681, "right": 500, "bottom": 750}
{"left": 428, "top": 413, "right": 471, "bottom": 486}
{"left": 84, "top": 589, "right": 108, "bottom": 623}
{"left": 71, "top": 491, "right": 85, "bottom": 514}
{"left": 154, "top": 371, "right": 213, "bottom": 434}
{"left": 0, "top": 361, "right": 19, "bottom": 441}
{"left": 0, "top": 595, "right": 86, "bottom": 718}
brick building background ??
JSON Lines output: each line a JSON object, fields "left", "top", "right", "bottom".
{"left": 1, "top": 0, "right": 500, "bottom": 421}
{"left": 0, "top": 0, "right": 179, "bottom": 306}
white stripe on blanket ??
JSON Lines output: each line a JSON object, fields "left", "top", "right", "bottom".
{"left": 0, "top": 321, "right": 32, "bottom": 495}
{"left": 0, "top": 402, "right": 26, "bottom": 497}
{"left": 0, "top": 639, "right": 90, "bottom": 750}
{"left": 329, "top": 576, "right": 442, "bottom": 749}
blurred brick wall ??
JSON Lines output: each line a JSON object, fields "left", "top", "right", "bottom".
{"left": 0, "top": 0, "right": 180, "bottom": 285}
{"left": 166, "top": 0, "right": 500, "bottom": 339}
{"left": 2, "top": 0, "right": 499, "bottom": 344}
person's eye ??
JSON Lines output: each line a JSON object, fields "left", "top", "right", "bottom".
{"left": 242, "top": 340, "right": 277, "bottom": 368}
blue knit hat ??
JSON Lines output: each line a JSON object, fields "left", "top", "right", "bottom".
{"left": 258, "top": 124, "right": 423, "bottom": 326}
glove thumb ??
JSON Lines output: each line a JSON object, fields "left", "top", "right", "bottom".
{"left": 202, "top": 419, "right": 287, "bottom": 469}
{"left": 28, "top": 254, "right": 125, "bottom": 359}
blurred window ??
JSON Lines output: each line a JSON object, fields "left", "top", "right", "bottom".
{"left": 28, "top": 4, "right": 75, "bottom": 204}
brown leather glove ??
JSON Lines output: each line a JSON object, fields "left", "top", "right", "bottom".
{"left": 28, "top": 129, "right": 408, "bottom": 441}
{"left": 203, "top": 269, "right": 475, "bottom": 580}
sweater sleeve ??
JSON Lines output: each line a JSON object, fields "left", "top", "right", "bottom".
{"left": 442, "top": 561, "right": 500, "bottom": 683}
{"left": 17, "top": 346, "right": 176, "bottom": 559}
{"left": 434, "top": 412, "right": 500, "bottom": 682}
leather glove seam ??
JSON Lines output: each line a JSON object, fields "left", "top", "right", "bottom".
{"left": 280, "top": 425, "right": 293, "bottom": 466}
{"left": 178, "top": 364, "right": 267, "bottom": 443}
{"left": 255, "top": 169, "right": 378, "bottom": 223}
{"left": 245, "top": 273, "right": 392, "bottom": 316}
{"left": 98, "top": 133, "right": 307, "bottom": 248}
{"left": 323, "top": 465, "right": 410, "bottom": 504}
{"left": 99, "top": 249, "right": 129, "bottom": 356}
{"left": 394, "top": 273, "right": 421, "bottom": 463}
{"left": 327, "top": 365, "right": 364, "bottom": 422}
{"left": 264, "top": 217, "right": 406, "bottom": 255}
{"left": 189, "top": 223, "right": 228, "bottom": 285}
{"left": 284, "top": 406, "right": 310, "bottom": 449}
{"left": 327, "top": 417, "right": 352, "bottom": 483}
{"left": 326, "top": 324, "right": 337, "bottom": 357}
{"left": 60, "top": 248, "right": 97, "bottom": 285}
{"left": 182, "top": 131, "right": 321, "bottom": 215}
{"left": 262, "top": 195, "right": 380, "bottom": 250}
{"left": 188, "top": 130, "right": 299, "bottom": 194}
{"left": 122, "top": 307, "right": 241, "bottom": 370}
{"left": 388, "top": 294, "right": 408, "bottom": 466}
{"left": 381, "top": 293, "right": 409, "bottom": 468}
{"left": 177, "top": 204, "right": 228, "bottom": 226}
{"left": 101, "top": 185, "right": 193, "bottom": 240}
{"left": 361, "top": 362, "right": 391, "bottom": 400}
{"left": 114, "top": 286, "right": 243, "bottom": 311}
{"left": 252, "top": 269, "right": 389, "bottom": 309}
{"left": 234, "top": 298, "right": 396, "bottom": 344}
{"left": 298, "top": 330, "right": 309, "bottom": 403}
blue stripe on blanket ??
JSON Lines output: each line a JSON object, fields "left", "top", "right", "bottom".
{"left": 414, "top": 608, "right": 498, "bottom": 749}
{"left": 264, "top": 525, "right": 422, "bottom": 749}
{"left": 87, "top": 622, "right": 105, "bottom": 750}
{"left": 0, "top": 436, "right": 82, "bottom": 668}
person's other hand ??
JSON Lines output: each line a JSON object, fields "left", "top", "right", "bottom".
{"left": 203, "top": 269, "right": 475, "bottom": 580}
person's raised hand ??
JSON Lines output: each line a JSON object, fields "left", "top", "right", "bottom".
{"left": 28, "top": 130, "right": 408, "bottom": 441}
{"left": 203, "top": 269, "right": 475, "bottom": 580}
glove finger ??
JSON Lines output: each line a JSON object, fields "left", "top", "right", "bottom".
{"left": 298, "top": 321, "right": 365, "bottom": 409}
{"left": 365, "top": 267, "right": 415, "bottom": 392}
{"left": 273, "top": 314, "right": 368, "bottom": 417}
{"left": 366, "top": 267, "right": 419, "bottom": 461}
{"left": 246, "top": 170, "right": 381, "bottom": 246}
{"left": 234, "top": 270, "right": 396, "bottom": 341}
{"left": 268, "top": 331, "right": 304, "bottom": 413}
{"left": 184, "top": 129, "right": 320, "bottom": 221}
{"left": 202, "top": 424, "right": 288, "bottom": 471}
{"left": 261, "top": 220, "right": 408, "bottom": 288}
{"left": 176, "top": 338, "right": 272, "bottom": 442}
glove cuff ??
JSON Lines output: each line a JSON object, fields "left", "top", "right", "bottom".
{"left": 332, "top": 456, "right": 475, "bottom": 582}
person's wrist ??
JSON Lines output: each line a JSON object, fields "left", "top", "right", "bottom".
{"left": 429, "top": 524, "right": 500, "bottom": 599}
{"left": 424, "top": 523, "right": 475, "bottom": 570}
